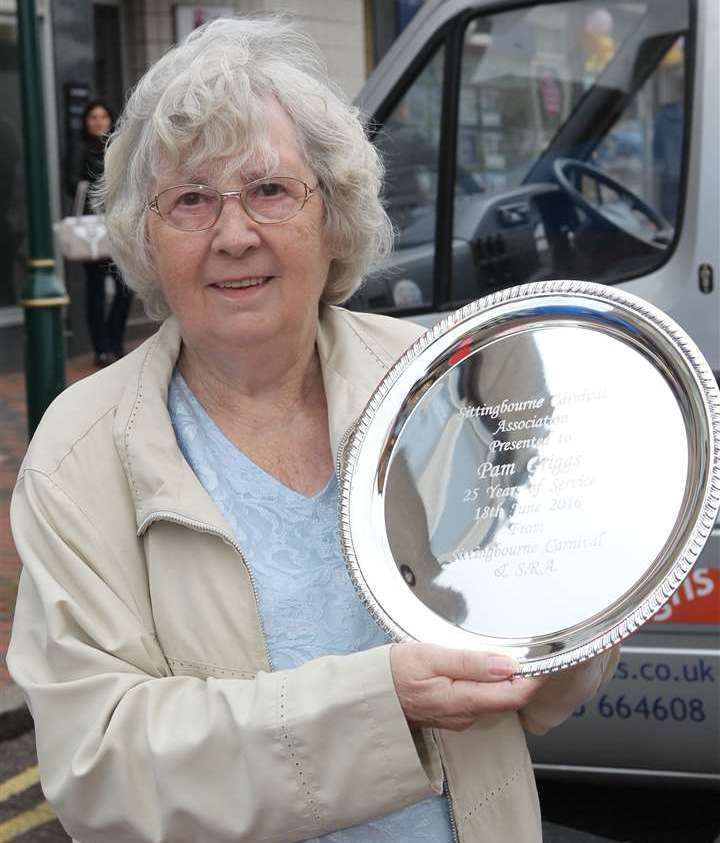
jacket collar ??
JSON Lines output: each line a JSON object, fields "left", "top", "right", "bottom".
{"left": 114, "top": 307, "right": 389, "bottom": 535}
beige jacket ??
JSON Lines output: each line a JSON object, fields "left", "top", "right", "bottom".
{"left": 9, "top": 306, "right": 616, "bottom": 843}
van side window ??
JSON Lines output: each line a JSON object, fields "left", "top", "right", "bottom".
{"left": 450, "top": 1, "right": 690, "bottom": 301}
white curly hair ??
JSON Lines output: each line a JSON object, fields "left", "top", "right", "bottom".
{"left": 98, "top": 15, "right": 393, "bottom": 319}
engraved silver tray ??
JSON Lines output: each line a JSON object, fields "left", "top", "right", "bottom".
{"left": 340, "top": 280, "right": 720, "bottom": 674}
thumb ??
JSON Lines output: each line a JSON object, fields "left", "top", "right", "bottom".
{"left": 425, "top": 645, "right": 519, "bottom": 682}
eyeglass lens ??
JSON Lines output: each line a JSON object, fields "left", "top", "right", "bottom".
{"left": 156, "top": 177, "right": 308, "bottom": 229}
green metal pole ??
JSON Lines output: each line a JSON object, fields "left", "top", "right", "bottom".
{"left": 16, "top": 0, "right": 68, "bottom": 437}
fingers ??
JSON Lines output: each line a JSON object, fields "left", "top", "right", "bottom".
{"left": 390, "top": 643, "right": 550, "bottom": 732}
{"left": 424, "top": 645, "right": 519, "bottom": 682}
{"left": 449, "top": 676, "right": 545, "bottom": 716}
{"left": 428, "top": 677, "right": 548, "bottom": 732}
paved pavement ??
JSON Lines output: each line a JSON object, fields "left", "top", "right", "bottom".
{"left": 0, "top": 350, "right": 122, "bottom": 732}
{"left": 0, "top": 367, "right": 30, "bottom": 692}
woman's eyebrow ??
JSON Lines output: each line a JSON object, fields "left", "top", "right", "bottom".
{"left": 180, "top": 173, "right": 212, "bottom": 185}
{"left": 236, "top": 167, "right": 282, "bottom": 183}
{"left": 241, "top": 166, "right": 268, "bottom": 179}
{"left": 174, "top": 164, "right": 291, "bottom": 186}
{"left": 181, "top": 169, "right": 267, "bottom": 186}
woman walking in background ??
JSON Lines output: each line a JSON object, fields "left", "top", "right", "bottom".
{"left": 71, "top": 99, "right": 133, "bottom": 366}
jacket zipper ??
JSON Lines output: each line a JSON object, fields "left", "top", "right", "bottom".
{"left": 138, "top": 510, "right": 273, "bottom": 670}
{"left": 444, "top": 774, "right": 460, "bottom": 843}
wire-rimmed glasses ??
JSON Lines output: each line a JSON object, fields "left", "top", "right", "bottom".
{"left": 148, "top": 176, "right": 317, "bottom": 231}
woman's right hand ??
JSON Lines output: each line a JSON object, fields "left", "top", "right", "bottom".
{"left": 390, "top": 642, "right": 548, "bottom": 731}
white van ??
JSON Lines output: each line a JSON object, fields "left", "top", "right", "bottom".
{"left": 352, "top": 0, "right": 719, "bottom": 785}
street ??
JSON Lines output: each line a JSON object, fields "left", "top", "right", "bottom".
{"left": 1, "top": 726, "right": 718, "bottom": 842}
{"left": 0, "top": 731, "right": 60, "bottom": 842}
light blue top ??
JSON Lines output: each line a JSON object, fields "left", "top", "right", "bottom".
{"left": 168, "top": 370, "right": 453, "bottom": 843}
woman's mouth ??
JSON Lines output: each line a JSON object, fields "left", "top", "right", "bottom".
{"left": 213, "top": 276, "right": 272, "bottom": 289}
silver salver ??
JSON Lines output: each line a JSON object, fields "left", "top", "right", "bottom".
{"left": 339, "top": 280, "right": 720, "bottom": 674}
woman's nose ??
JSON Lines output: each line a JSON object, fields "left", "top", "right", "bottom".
{"left": 210, "top": 195, "right": 262, "bottom": 255}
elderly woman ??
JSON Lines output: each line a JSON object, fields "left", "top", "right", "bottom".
{"left": 9, "top": 16, "right": 616, "bottom": 843}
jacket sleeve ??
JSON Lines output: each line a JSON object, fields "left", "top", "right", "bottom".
{"left": 519, "top": 647, "right": 620, "bottom": 735}
{"left": 8, "top": 468, "right": 443, "bottom": 843}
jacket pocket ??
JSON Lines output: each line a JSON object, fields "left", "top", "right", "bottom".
{"left": 145, "top": 521, "right": 269, "bottom": 674}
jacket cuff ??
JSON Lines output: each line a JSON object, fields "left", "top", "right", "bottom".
{"left": 278, "top": 643, "right": 443, "bottom": 832}
{"left": 369, "top": 646, "right": 444, "bottom": 795}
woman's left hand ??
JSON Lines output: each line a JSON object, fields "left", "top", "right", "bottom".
{"left": 390, "top": 642, "right": 552, "bottom": 731}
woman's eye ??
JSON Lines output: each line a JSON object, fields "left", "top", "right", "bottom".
{"left": 254, "top": 182, "right": 286, "bottom": 199}
{"left": 177, "top": 191, "right": 208, "bottom": 207}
